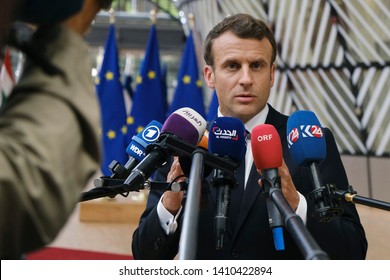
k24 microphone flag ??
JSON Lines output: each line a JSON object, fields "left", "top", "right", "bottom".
{"left": 0, "top": 49, "right": 15, "bottom": 111}
{"left": 128, "top": 24, "right": 166, "bottom": 139}
{"left": 168, "top": 30, "right": 206, "bottom": 118}
{"left": 96, "top": 24, "right": 128, "bottom": 176}
{"left": 286, "top": 110, "right": 326, "bottom": 166}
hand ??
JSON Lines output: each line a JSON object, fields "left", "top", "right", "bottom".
{"left": 278, "top": 159, "right": 300, "bottom": 211}
{"left": 162, "top": 157, "right": 186, "bottom": 215}
{"left": 258, "top": 159, "right": 300, "bottom": 211}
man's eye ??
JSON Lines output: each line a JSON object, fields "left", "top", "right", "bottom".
{"left": 227, "top": 63, "right": 238, "bottom": 70}
{"left": 252, "top": 63, "right": 262, "bottom": 69}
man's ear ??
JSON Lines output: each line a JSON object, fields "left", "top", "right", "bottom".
{"left": 203, "top": 65, "right": 215, "bottom": 89}
{"left": 270, "top": 63, "right": 276, "bottom": 87}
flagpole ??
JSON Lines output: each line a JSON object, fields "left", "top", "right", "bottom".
{"left": 150, "top": 9, "right": 157, "bottom": 25}
{"left": 188, "top": 13, "right": 195, "bottom": 31}
{"left": 109, "top": 8, "right": 115, "bottom": 24}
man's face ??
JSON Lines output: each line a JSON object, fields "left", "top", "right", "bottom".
{"left": 204, "top": 31, "right": 276, "bottom": 123}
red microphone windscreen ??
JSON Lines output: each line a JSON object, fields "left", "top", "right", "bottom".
{"left": 251, "top": 124, "right": 283, "bottom": 170}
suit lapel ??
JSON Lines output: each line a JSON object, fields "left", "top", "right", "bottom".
{"left": 233, "top": 163, "right": 262, "bottom": 236}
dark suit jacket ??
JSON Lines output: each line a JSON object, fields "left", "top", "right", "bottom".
{"left": 132, "top": 105, "right": 368, "bottom": 259}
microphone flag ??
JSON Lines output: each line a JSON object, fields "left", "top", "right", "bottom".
{"left": 286, "top": 110, "right": 326, "bottom": 166}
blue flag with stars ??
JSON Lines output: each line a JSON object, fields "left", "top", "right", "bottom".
{"left": 96, "top": 24, "right": 128, "bottom": 176}
{"left": 168, "top": 31, "right": 206, "bottom": 117}
{"left": 128, "top": 24, "right": 166, "bottom": 137}
{"left": 207, "top": 89, "right": 219, "bottom": 122}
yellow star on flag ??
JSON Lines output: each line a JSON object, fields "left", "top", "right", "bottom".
{"left": 136, "top": 126, "right": 144, "bottom": 134}
{"left": 121, "top": 125, "right": 127, "bottom": 135}
{"left": 136, "top": 74, "right": 142, "bottom": 84}
{"left": 107, "top": 130, "right": 116, "bottom": 139}
{"left": 127, "top": 116, "right": 134, "bottom": 125}
{"left": 105, "top": 71, "right": 114, "bottom": 81}
{"left": 196, "top": 79, "right": 203, "bottom": 87}
{"left": 147, "top": 70, "right": 156, "bottom": 79}
{"left": 182, "top": 75, "right": 191, "bottom": 84}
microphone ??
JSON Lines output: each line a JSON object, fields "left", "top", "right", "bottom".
{"left": 287, "top": 110, "right": 342, "bottom": 221}
{"left": 179, "top": 129, "right": 213, "bottom": 178}
{"left": 94, "top": 120, "right": 162, "bottom": 187}
{"left": 251, "top": 124, "right": 285, "bottom": 251}
{"left": 125, "top": 120, "right": 162, "bottom": 171}
{"left": 123, "top": 107, "right": 207, "bottom": 189}
{"left": 208, "top": 117, "right": 247, "bottom": 250}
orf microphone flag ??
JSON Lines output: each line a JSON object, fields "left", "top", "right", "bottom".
{"left": 251, "top": 124, "right": 285, "bottom": 251}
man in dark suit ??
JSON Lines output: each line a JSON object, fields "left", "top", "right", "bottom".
{"left": 131, "top": 13, "right": 367, "bottom": 260}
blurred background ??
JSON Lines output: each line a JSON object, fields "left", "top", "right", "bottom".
{"left": 2, "top": 0, "right": 389, "bottom": 260}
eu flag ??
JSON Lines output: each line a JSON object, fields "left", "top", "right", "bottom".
{"left": 168, "top": 31, "right": 206, "bottom": 117}
{"left": 207, "top": 89, "right": 219, "bottom": 123}
{"left": 96, "top": 24, "right": 128, "bottom": 176}
{"left": 128, "top": 24, "right": 166, "bottom": 137}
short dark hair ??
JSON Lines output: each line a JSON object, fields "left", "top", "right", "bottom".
{"left": 204, "top": 13, "right": 277, "bottom": 67}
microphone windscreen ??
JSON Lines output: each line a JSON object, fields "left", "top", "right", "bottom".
{"left": 126, "top": 120, "right": 162, "bottom": 161}
{"left": 161, "top": 107, "right": 207, "bottom": 146}
{"left": 286, "top": 110, "right": 326, "bottom": 166}
{"left": 197, "top": 129, "right": 209, "bottom": 150}
{"left": 179, "top": 129, "right": 213, "bottom": 177}
{"left": 251, "top": 124, "right": 283, "bottom": 170}
{"left": 208, "top": 117, "right": 246, "bottom": 162}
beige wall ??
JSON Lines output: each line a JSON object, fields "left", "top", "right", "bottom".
{"left": 342, "top": 155, "right": 390, "bottom": 202}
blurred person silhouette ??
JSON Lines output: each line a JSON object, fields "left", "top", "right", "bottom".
{"left": 0, "top": 0, "right": 113, "bottom": 259}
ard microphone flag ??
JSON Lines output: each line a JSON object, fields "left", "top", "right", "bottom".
{"left": 126, "top": 120, "right": 162, "bottom": 162}
{"left": 287, "top": 110, "right": 326, "bottom": 166}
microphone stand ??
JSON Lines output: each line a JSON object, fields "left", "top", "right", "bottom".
{"left": 79, "top": 135, "right": 238, "bottom": 202}
{"left": 266, "top": 185, "right": 330, "bottom": 260}
{"left": 327, "top": 185, "right": 390, "bottom": 212}
{"left": 178, "top": 148, "right": 207, "bottom": 260}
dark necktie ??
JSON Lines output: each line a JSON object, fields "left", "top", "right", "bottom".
{"left": 229, "top": 130, "right": 250, "bottom": 229}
